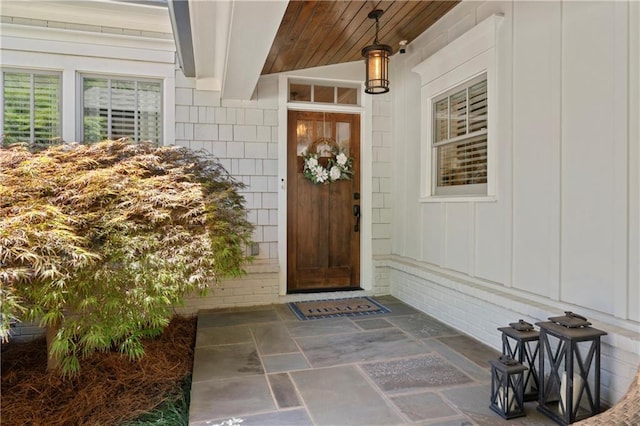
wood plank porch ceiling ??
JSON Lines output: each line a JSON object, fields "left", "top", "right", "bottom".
{"left": 262, "top": 0, "right": 459, "bottom": 75}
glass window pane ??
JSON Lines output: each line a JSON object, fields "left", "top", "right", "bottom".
{"left": 337, "top": 87, "right": 357, "bottom": 105}
{"left": 449, "top": 89, "right": 467, "bottom": 138}
{"left": 432, "top": 76, "right": 488, "bottom": 194}
{"left": 433, "top": 98, "right": 448, "bottom": 143}
{"left": 137, "top": 81, "right": 162, "bottom": 144}
{"left": 82, "top": 76, "right": 162, "bottom": 144}
{"left": 33, "top": 74, "right": 60, "bottom": 145}
{"left": 336, "top": 122, "right": 351, "bottom": 155}
{"left": 314, "top": 85, "right": 334, "bottom": 103}
{"left": 2, "top": 71, "right": 61, "bottom": 146}
{"left": 290, "top": 83, "right": 311, "bottom": 102}
{"left": 83, "top": 78, "right": 109, "bottom": 143}
{"left": 468, "top": 80, "right": 487, "bottom": 133}
{"left": 111, "top": 80, "right": 136, "bottom": 140}
{"left": 296, "top": 119, "right": 312, "bottom": 155}
{"left": 3, "top": 73, "right": 31, "bottom": 144}
{"left": 313, "top": 118, "right": 333, "bottom": 157}
{"left": 437, "top": 134, "right": 487, "bottom": 187}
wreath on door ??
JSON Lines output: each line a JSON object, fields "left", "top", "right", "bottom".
{"left": 301, "top": 137, "right": 353, "bottom": 184}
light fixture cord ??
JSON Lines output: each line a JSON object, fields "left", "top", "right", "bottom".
{"left": 374, "top": 16, "right": 380, "bottom": 44}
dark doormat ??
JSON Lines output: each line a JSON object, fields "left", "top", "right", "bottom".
{"left": 288, "top": 296, "right": 391, "bottom": 320}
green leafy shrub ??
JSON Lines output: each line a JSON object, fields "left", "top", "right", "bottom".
{"left": 0, "top": 140, "right": 253, "bottom": 375}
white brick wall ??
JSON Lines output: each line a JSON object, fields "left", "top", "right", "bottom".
{"left": 380, "top": 255, "right": 640, "bottom": 407}
{"left": 7, "top": 262, "right": 282, "bottom": 342}
{"left": 177, "top": 260, "right": 281, "bottom": 313}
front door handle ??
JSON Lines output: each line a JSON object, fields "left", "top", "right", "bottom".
{"left": 353, "top": 204, "right": 360, "bottom": 232}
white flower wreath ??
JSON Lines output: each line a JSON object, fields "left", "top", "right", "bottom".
{"left": 302, "top": 148, "right": 353, "bottom": 185}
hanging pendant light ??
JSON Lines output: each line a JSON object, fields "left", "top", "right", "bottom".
{"left": 362, "top": 9, "right": 392, "bottom": 94}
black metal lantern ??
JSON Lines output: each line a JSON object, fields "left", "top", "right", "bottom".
{"left": 498, "top": 320, "right": 540, "bottom": 402}
{"left": 490, "top": 355, "right": 528, "bottom": 419}
{"left": 362, "top": 9, "right": 392, "bottom": 94}
{"left": 536, "top": 312, "right": 607, "bottom": 425}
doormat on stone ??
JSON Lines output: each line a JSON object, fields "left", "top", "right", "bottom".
{"left": 288, "top": 297, "right": 391, "bottom": 320}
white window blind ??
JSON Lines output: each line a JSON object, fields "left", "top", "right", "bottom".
{"left": 1, "top": 70, "right": 61, "bottom": 146}
{"left": 82, "top": 76, "right": 162, "bottom": 144}
{"left": 432, "top": 75, "right": 487, "bottom": 194}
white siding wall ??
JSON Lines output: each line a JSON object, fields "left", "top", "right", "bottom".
{"left": 172, "top": 70, "right": 282, "bottom": 309}
{"left": 372, "top": 94, "right": 394, "bottom": 259}
{"left": 512, "top": 1, "right": 562, "bottom": 300}
{"left": 560, "top": 1, "right": 630, "bottom": 316}
{"left": 174, "top": 70, "right": 280, "bottom": 262}
{"left": 389, "top": 0, "right": 640, "bottom": 404}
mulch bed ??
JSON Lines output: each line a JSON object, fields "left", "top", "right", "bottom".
{"left": 1, "top": 315, "right": 196, "bottom": 426}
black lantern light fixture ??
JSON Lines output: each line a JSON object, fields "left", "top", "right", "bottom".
{"left": 498, "top": 319, "right": 540, "bottom": 402}
{"left": 362, "top": 9, "right": 392, "bottom": 94}
{"left": 490, "top": 355, "right": 528, "bottom": 419}
{"left": 536, "top": 312, "right": 607, "bottom": 425}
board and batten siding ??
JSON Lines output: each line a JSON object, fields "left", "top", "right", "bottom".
{"left": 388, "top": 0, "right": 639, "bottom": 404}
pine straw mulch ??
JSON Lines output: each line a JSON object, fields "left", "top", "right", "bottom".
{"left": 1, "top": 315, "right": 196, "bottom": 426}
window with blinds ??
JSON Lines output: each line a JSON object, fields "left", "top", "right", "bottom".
{"left": 1, "top": 70, "right": 61, "bottom": 147}
{"left": 81, "top": 76, "right": 162, "bottom": 144}
{"left": 432, "top": 74, "right": 487, "bottom": 195}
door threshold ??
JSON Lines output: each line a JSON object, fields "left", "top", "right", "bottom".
{"left": 288, "top": 287, "right": 363, "bottom": 295}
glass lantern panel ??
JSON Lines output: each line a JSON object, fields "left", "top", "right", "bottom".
{"left": 568, "top": 340, "right": 599, "bottom": 418}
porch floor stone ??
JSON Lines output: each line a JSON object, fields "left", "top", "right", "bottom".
{"left": 189, "top": 296, "right": 557, "bottom": 426}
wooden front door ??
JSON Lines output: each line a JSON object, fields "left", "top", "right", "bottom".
{"left": 287, "top": 110, "right": 361, "bottom": 292}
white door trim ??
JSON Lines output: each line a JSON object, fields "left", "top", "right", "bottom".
{"left": 277, "top": 74, "right": 372, "bottom": 295}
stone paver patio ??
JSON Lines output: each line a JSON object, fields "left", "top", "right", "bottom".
{"left": 189, "top": 295, "right": 556, "bottom": 425}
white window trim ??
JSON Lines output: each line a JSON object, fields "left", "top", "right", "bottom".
{"left": 287, "top": 76, "right": 362, "bottom": 107}
{"left": 413, "top": 14, "right": 503, "bottom": 202}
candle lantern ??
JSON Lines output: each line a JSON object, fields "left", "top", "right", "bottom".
{"left": 490, "top": 355, "right": 528, "bottom": 419}
{"left": 536, "top": 312, "right": 607, "bottom": 425}
{"left": 498, "top": 319, "right": 540, "bottom": 402}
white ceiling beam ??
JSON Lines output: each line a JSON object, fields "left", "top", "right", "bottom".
{"left": 188, "top": 0, "right": 231, "bottom": 92}
{"left": 221, "top": 0, "right": 288, "bottom": 99}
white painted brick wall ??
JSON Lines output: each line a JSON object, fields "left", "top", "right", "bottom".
{"left": 8, "top": 263, "right": 283, "bottom": 342}
{"left": 373, "top": 263, "right": 391, "bottom": 295}
{"left": 380, "top": 256, "right": 640, "bottom": 407}
{"left": 176, "top": 260, "right": 281, "bottom": 312}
